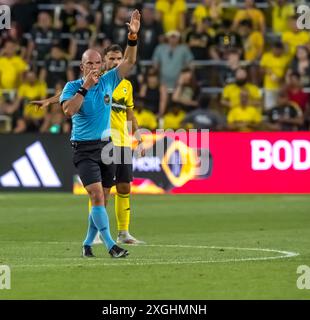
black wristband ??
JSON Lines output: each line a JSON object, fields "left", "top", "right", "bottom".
{"left": 127, "top": 39, "right": 138, "bottom": 47}
{"left": 77, "top": 86, "right": 88, "bottom": 97}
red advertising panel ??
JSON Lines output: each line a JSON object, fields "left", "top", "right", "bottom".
{"left": 131, "top": 132, "right": 310, "bottom": 194}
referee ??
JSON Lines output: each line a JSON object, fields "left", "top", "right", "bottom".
{"left": 59, "top": 10, "right": 141, "bottom": 258}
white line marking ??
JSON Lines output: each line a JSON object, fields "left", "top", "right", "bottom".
{"left": 0, "top": 241, "right": 299, "bottom": 268}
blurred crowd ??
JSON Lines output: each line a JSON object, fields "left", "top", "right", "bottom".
{"left": 0, "top": 0, "right": 310, "bottom": 134}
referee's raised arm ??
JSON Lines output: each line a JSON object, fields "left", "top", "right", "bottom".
{"left": 116, "top": 9, "right": 141, "bottom": 79}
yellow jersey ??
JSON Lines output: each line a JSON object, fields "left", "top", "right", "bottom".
{"left": 222, "top": 83, "right": 261, "bottom": 108}
{"left": 272, "top": 4, "right": 295, "bottom": 33}
{"left": 0, "top": 55, "right": 28, "bottom": 89}
{"left": 163, "top": 110, "right": 186, "bottom": 130}
{"left": 192, "top": 3, "right": 223, "bottom": 25}
{"left": 227, "top": 105, "right": 262, "bottom": 131}
{"left": 155, "top": 0, "right": 187, "bottom": 32}
{"left": 110, "top": 79, "right": 134, "bottom": 147}
{"left": 233, "top": 8, "right": 265, "bottom": 31}
{"left": 244, "top": 31, "right": 264, "bottom": 62}
{"left": 134, "top": 109, "right": 157, "bottom": 131}
{"left": 18, "top": 81, "right": 47, "bottom": 119}
{"left": 260, "top": 52, "right": 290, "bottom": 90}
{"left": 282, "top": 31, "right": 310, "bottom": 57}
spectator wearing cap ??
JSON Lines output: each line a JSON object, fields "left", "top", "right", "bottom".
{"left": 155, "top": 0, "right": 187, "bottom": 32}
{"left": 152, "top": 30, "right": 193, "bottom": 89}
{"left": 260, "top": 41, "right": 291, "bottom": 110}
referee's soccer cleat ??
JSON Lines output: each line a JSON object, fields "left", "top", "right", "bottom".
{"left": 82, "top": 245, "right": 95, "bottom": 257}
{"left": 109, "top": 245, "right": 129, "bottom": 258}
{"left": 117, "top": 233, "right": 146, "bottom": 245}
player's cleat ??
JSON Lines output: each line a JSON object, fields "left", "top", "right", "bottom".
{"left": 82, "top": 245, "right": 95, "bottom": 257}
{"left": 117, "top": 233, "right": 146, "bottom": 245}
{"left": 109, "top": 245, "right": 129, "bottom": 258}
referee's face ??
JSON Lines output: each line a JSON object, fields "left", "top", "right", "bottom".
{"left": 81, "top": 51, "right": 103, "bottom": 78}
{"left": 104, "top": 51, "right": 123, "bottom": 71}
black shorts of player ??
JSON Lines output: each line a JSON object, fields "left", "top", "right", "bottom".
{"left": 114, "top": 146, "right": 133, "bottom": 184}
{"left": 71, "top": 138, "right": 116, "bottom": 188}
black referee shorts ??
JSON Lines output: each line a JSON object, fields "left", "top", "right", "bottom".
{"left": 71, "top": 138, "right": 116, "bottom": 188}
{"left": 114, "top": 146, "right": 133, "bottom": 184}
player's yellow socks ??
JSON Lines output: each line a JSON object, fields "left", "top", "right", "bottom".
{"left": 115, "top": 193, "right": 130, "bottom": 232}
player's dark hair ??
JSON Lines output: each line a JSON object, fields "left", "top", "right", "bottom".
{"left": 103, "top": 44, "right": 124, "bottom": 56}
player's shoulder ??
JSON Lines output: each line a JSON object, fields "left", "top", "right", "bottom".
{"left": 119, "top": 78, "right": 133, "bottom": 88}
{"left": 64, "top": 78, "right": 83, "bottom": 90}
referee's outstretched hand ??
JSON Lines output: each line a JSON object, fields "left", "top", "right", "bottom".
{"left": 126, "top": 9, "right": 141, "bottom": 34}
{"left": 83, "top": 69, "right": 99, "bottom": 90}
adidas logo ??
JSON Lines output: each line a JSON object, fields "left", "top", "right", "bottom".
{"left": 0, "top": 141, "right": 61, "bottom": 188}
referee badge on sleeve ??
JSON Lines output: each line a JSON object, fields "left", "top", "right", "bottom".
{"left": 104, "top": 94, "right": 110, "bottom": 104}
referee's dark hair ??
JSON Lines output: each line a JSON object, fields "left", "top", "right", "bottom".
{"left": 103, "top": 44, "right": 124, "bottom": 56}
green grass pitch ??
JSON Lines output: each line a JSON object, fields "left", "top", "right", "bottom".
{"left": 0, "top": 193, "right": 309, "bottom": 299}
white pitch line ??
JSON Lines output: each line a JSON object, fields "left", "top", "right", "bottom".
{"left": 0, "top": 242, "right": 299, "bottom": 268}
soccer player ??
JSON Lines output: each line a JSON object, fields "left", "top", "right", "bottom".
{"left": 59, "top": 10, "right": 141, "bottom": 258}
{"left": 95, "top": 44, "right": 146, "bottom": 245}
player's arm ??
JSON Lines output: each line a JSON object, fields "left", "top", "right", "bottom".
{"left": 31, "top": 92, "right": 61, "bottom": 109}
{"left": 117, "top": 10, "right": 140, "bottom": 79}
{"left": 62, "top": 69, "right": 98, "bottom": 117}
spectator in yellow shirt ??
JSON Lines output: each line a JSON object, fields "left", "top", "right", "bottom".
{"left": 260, "top": 41, "right": 291, "bottom": 109}
{"left": 192, "top": 0, "right": 223, "bottom": 26}
{"left": 233, "top": 0, "right": 266, "bottom": 33}
{"left": 0, "top": 40, "right": 28, "bottom": 90}
{"left": 227, "top": 89, "right": 262, "bottom": 131}
{"left": 155, "top": 0, "right": 187, "bottom": 32}
{"left": 11, "top": 71, "right": 47, "bottom": 133}
{"left": 163, "top": 103, "right": 186, "bottom": 130}
{"left": 238, "top": 19, "right": 264, "bottom": 63}
{"left": 282, "top": 16, "right": 310, "bottom": 58}
{"left": 270, "top": 0, "right": 295, "bottom": 34}
{"left": 221, "top": 67, "right": 262, "bottom": 109}
{"left": 134, "top": 98, "right": 158, "bottom": 131}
